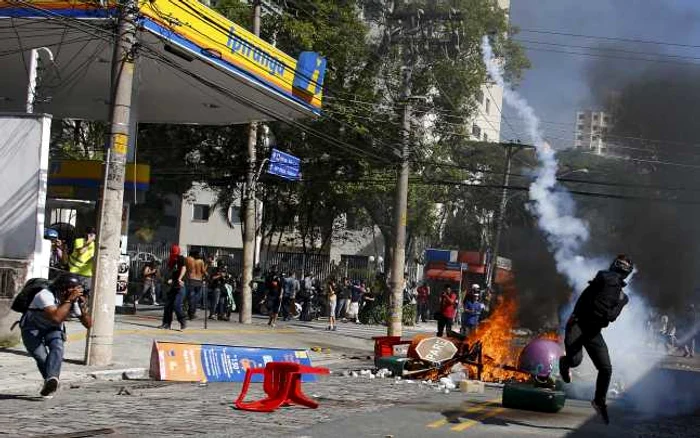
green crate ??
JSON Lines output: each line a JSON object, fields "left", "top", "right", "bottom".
{"left": 502, "top": 382, "right": 566, "bottom": 413}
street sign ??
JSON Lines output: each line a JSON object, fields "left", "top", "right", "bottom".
{"left": 267, "top": 148, "right": 301, "bottom": 180}
{"left": 414, "top": 337, "right": 458, "bottom": 363}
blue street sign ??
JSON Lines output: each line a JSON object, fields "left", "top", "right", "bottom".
{"left": 267, "top": 148, "right": 301, "bottom": 181}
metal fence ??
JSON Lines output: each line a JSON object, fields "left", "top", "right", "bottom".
{"left": 126, "top": 243, "right": 379, "bottom": 284}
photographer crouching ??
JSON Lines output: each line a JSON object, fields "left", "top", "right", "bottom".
{"left": 20, "top": 273, "right": 93, "bottom": 398}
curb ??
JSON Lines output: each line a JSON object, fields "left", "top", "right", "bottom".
{"left": 89, "top": 367, "right": 150, "bottom": 381}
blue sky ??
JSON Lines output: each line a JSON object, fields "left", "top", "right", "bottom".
{"left": 503, "top": 0, "right": 700, "bottom": 148}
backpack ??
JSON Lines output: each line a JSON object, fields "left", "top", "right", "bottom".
{"left": 11, "top": 278, "right": 51, "bottom": 314}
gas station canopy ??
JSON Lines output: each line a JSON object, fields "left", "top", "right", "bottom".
{"left": 0, "top": 0, "right": 326, "bottom": 124}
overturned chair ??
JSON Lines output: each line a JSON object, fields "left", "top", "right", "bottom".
{"left": 234, "top": 362, "right": 330, "bottom": 412}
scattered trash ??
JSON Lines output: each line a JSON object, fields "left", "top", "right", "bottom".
{"left": 439, "top": 377, "right": 456, "bottom": 390}
{"left": 116, "top": 386, "right": 132, "bottom": 396}
{"left": 311, "top": 346, "right": 322, "bottom": 353}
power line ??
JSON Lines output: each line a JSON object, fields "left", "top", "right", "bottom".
{"left": 518, "top": 28, "right": 700, "bottom": 50}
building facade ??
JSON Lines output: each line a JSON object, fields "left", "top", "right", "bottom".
{"left": 470, "top": 0, "right": 509, "bottom": 143}
{"left": 574, "top": 110, "right": 613, "bottom": 155}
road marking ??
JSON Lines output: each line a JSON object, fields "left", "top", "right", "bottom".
{"left": 426, "top": 398, "right": 500, "bottom": 430}
{"left": 67, "top": 327, "right": 297, "bottom": 342}
{"left": 450, "top": 407, "right": 506, "bottom": 432}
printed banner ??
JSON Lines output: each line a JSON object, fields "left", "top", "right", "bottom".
{"left": 150, "top": 341, "right": 315, "bottom": 383}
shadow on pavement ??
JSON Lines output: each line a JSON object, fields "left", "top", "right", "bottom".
{"left": 0, "top": 393, "right": 44, "bottom": 402}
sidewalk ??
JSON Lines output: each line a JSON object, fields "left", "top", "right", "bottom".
{"left": 0, "top": 307, "right": 435, "bottom": 393}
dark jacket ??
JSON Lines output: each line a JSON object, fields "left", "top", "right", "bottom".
{"left": 573, "top": 270, "right": 629, "bottom": 328}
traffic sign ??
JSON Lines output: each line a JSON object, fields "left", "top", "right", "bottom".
{"left": 414, "top": 337, "right": 458, "bottom": 363}
{"left": 267, "top": 148, "right": 301, "bottom": 180}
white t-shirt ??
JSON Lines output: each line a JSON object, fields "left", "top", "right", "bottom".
{"left": 23, "top": 289, "right": 81, "bottom": 330}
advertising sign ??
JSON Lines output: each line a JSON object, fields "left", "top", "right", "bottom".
{"left": 150, "top": 341, "right": 315, "bottom": 383}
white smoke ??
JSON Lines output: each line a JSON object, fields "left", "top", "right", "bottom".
{"left": 481, "top": 37, "right": 665, "bottom": 409}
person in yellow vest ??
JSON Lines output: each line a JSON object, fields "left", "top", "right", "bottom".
{"left": 68, "top": 227, "right": 96, "bottom": 294}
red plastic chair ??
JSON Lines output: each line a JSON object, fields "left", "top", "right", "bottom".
{"left": 234, "top": 362, "right": 330, "bottom": 412}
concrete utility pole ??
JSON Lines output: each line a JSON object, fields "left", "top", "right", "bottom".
{"left": 388, "top": 66, "right": 412, "bottom": 337}
{"left": 25, "top": 47, "right": 54, "bottom": 114}
{"left": 240, "top": 0, "right": 262, "bottom": 324}
{"left": 85, "top": 2, "right": 137, "bottom": 366}
{"left": 486, "top": 142, "right": 534, "bottom": 289}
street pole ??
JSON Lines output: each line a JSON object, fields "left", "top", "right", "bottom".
{"left": 388, "top": 66, "right": 412, "bottom": 337}
{"left": 85, "top": 2, "right": 137, "bottom": 366}
{"left": 240, "top": 0, "right": 261, "bottom": 324}
{"left": 25, "top": 47, "right": 54, "bottom": 114}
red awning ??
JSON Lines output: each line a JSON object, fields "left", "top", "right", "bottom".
{"left": 425, "top": 269, "right": 462, "bottom": 282}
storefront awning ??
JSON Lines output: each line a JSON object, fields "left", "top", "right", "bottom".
{"left": 425, "top": 269, "right": 462, "bottom": 283}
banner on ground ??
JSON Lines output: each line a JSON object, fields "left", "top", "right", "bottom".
{"left": 149, "top": 341, "right": 315, "bottom": 383}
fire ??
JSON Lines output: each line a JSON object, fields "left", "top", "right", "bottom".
{"left": 466, "top": 292, "right": 523, "bottom": 382}
{"left": 540, "top": 331, "right": 561, "bottom": 343}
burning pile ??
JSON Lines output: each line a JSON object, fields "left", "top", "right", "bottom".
{"left": 466, "top": 293, "right": 520, "bottom": 382}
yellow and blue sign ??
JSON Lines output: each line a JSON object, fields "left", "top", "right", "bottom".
{"left": 139, "top": 0, "right": 325, "bottom": 113}
{"left": 49, "top": 160, "right": 150, "bottom": 191}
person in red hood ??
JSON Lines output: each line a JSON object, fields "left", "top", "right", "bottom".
{"left": 159, "top": 244, "right": 187, "bottom": 330}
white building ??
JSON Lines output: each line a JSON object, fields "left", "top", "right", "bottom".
{"left": 574, "top": 110, "right": 612, "bottom": 155}
{"left": 470, "top": 0, "right": 509, "bottom": 143}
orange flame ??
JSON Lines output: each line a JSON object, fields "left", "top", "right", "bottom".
{"left": 466, "top": 292, "right": 524, "bottom": 382}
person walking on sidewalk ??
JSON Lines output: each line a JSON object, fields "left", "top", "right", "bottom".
{"left": 160, "top": 245, "right": 187, "bottom": 330}
{"left": 326, "top": 279, "right": 337, "bottom": 331}
{"left": 20, "top": 273, "right": 93, "bottom": 398}
{"left": 266, "top": 269, "right": 283, "bottom": 328}
{"left": 67, "top": 226, "right": 96, "bottom": 294}
{"left": 185, "top": 250, "right": 206, "bottom": 320}
{"left": 559, "top": 255, "right": 633, "bottom": 425}
{"left": 135, "top": 261, "right": 159, "bottom": 308}
{"left": 336, "top": 277, "right": 350, "bottom": 320}
{"left": 416, "top": 282, "right": 430, "bottom": 323}
{"left": 436, "top": 284, "right": 458, "bottom": 337}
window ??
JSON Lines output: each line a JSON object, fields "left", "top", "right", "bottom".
{"left": 192, "top": 204, "right": 210, "bottom": 221}
{"left": 592, "top": 114, "right": 599, "bottom": 121}
{"left": 577, "top": 134, "right": 583, "bottom": 140}
{"left": 485, "top": 98, "right": 491, "bottom": 114}
{"left": 578, "top": 113, "right": 585, "bottom": 120}
{"left": 471, "top": 124, "right": 481, "bottom": 139}
{"left": 227, "top": 206, "right": 240, "bottom": 227}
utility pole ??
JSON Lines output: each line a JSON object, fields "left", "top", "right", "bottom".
{"left": 240, "top": 0, "right": 262, "bottom": 324}
{"left": 486, "top": 142, "right": 533, "bottom": 289}
{"left": 388, "top": 65, "right": 412, "bottom": 337}
{"left": 25, "top": 47, "right": 54, "bottom": 113}
{"left": 85, "top": 1, "right": 137, "bottom": 366}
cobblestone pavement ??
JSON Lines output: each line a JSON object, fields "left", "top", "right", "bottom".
{"left": 0, "top": 363, "right": 438, "bottom": 438}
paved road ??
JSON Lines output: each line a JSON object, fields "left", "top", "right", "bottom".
{"left": 2, "top": 368, "right": 698, "bottom": 438}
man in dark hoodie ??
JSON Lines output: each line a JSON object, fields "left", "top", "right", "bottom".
{"left": 559, "top": 254, "right": 633, "bottom": 425}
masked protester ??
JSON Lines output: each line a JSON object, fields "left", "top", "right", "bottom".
{"left": 559, "top": 254, "right": 633, "bottom": 425}
{"left": 20, "top": 273, "right": 93, "bottom": 398}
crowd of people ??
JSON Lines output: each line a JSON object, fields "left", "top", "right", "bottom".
{"left": 125, "top": 244, "right": 496, "bottom": 336}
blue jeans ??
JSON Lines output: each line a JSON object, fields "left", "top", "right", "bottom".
{"left": 186, "top": 280, "right": 203, "bottom": 319}
{"left": 162, "top": 285, "right": 186, "bottom": 327}
{"left": 21, "top": 326, "right": 64, "bottom": 380}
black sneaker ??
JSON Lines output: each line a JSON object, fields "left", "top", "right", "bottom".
{"left": 180, "top": 320, "right": 187, "bottom": 330}
{"left": 559, "top": 357, "right": 571, "bottom": 383}
{"left": 591, "top": 400, "right": 610, "bottom": 425}
{"left": 40, "top": 377, "right": 59, "bottom": 398}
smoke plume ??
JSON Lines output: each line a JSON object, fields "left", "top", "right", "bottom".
{"left": 482, "top": 37, "right": 660, "bottom": 406}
